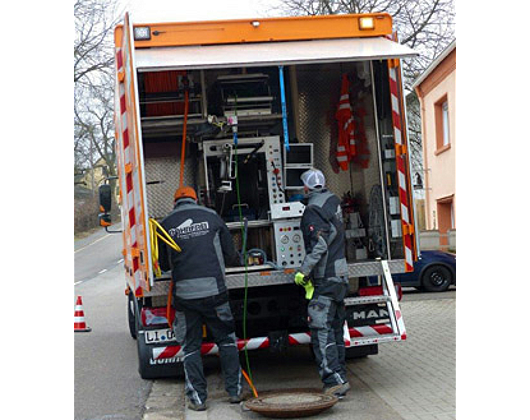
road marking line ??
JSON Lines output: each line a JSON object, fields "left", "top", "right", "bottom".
{"left": 74, "top": 281, "right": 83, "bottom": 286}
{"left": 98, "top": 269, "right": 108, "bottom": 274}
{"left": 75, "top": 234, "right": 111, "bottom": 254}
{"left": 117, "top": 258, "right": 124, "bottom": 264}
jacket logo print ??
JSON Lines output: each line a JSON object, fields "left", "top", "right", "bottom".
{"left": 169, "top": 218, "right": 210, "bottom": 239}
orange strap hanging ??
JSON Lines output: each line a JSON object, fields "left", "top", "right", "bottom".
{"left": 242, "top": 368, "right": 259, "bottom": 398}
{"left": 166, "top": 281, "right": 174, "bottom": 328}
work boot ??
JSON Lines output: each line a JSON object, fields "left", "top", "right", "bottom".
{"left": 188, "top": 400, "right": 207, "bottom": 411}
{"left": 324, "top": 382, "right": 351, "bottom": 398}
{"left": 229, "top": 393, "right": 242, "bottom": 404}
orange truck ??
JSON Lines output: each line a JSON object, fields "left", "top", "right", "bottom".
{"left": 99, "top": 12, "right": 418, "bottom": 379}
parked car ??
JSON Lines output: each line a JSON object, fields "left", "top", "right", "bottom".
{"left": 390, "top": 250, "right": 456, "bottom": 292}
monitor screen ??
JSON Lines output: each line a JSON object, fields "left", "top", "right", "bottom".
{"left": 285, "top": 144, "right": 312, "bottom": 165}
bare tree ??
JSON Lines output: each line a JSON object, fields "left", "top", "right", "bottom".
{"left": 277, "top": 0, "right": 454, "bottom": 86}
{"left": 74, "top": 73, "right": 117, "bottom": 184}
{"left": 74, "top": 0, "right": 120, "bottom": 85}
{"left": 74, "top": 0, "right": 122, "bottom": 189}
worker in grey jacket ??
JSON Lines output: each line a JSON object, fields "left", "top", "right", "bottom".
{"left": 294, "top": 168, "right": 351, "bottom": 398}
{"left": 159, "top": 186, "right": 242, "bottom": 411}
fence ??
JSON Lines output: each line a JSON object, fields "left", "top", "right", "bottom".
{"left": 419, "top": 229, "right": 456, "bottom": 252}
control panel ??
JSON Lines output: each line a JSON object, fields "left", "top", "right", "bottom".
{"left": 265, "top": 139, "right": 285, "bottom": 206}
{"left": 270, "top": 201, "right": 305, "bottom": 220}
{"left": 273, "top": 220, "right": 306, "bottom": 269}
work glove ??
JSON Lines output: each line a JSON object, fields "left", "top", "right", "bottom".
{"left": 294, "top": 272, "right": 306, "bottom": 286}
{"left": 294, "top": 272, "right": 315, "bottom": 300}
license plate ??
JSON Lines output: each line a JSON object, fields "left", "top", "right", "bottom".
{"left": 145, "top": 328, "right": 175, "bottom": 344}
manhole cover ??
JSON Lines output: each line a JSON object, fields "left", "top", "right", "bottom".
{"left": 244, "top": 388, "right": 338, "bottom": 418}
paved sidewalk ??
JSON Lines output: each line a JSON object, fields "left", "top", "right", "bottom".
{"left": 350, "top": 297, "right": 456, "bottom": 420}
{"left": 143, "top": 379, "right": 185, "bottom": 420}
{"left": 142, "top": 294, "right": 456, "bottom": 420}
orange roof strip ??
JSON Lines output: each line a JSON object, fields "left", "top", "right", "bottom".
{"left": 115, "top": 13, "right": 392, "bottom": 49}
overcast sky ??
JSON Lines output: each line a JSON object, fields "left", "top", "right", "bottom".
{"left": 121, "top": 0, "right": 284, "bottom": 23}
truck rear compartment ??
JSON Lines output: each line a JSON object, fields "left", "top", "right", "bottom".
{"left": 133, "top": 60, "right": 405, "bottom": 344}
{"left": 139, "top": 61, "right": 405, "bottom": 264}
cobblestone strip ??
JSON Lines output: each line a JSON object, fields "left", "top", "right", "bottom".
{"left": 143, "top": 379, "right": 186, "bottom": 420}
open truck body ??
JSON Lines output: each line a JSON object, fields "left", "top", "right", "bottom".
{"left": 109, "top": 12, "right": 418, "bottom": 379}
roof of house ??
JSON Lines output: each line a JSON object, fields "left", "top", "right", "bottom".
{"left": 411, "top": 39, "right": 456, "bottom": 90}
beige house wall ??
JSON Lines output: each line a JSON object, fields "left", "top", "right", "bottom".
{"left": 415, "top": 47, "right": 456, "bottom": 231}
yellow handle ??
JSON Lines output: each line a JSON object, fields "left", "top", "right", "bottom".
{"left": 149, "top": 218, "right": 182, "bottom": 279}
{"left": 149, "top": 218, "right": 181, "bottom": 252}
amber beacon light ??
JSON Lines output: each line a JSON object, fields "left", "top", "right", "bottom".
{"left": 359, "top": 17, "right": 375, "bottom": 30}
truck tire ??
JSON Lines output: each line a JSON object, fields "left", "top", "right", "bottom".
{"left": 128, "top": 292, "right": 138, "bottom": 340}
{"left": 136, "top": 329, "right": 184, "bottom": 379}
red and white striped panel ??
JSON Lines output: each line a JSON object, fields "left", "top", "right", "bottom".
{"left": 153, "top": 338, "right": 270, "bottom": 360}
{"left": 237, "top": 337, "right": 270, "bottom": 352}
{"left": 348, "top": 323, "right": 406, "bottom": 346}
{"left": 116, "top": 15, "right": 151, "bottom": 296}
{"left": 288, "top": 332, "right": 311, "bottom": 346}
{"left": 151, "top": 324, "right": 405, "bottom": 361}
{"left": 388, "top": 50, "right": 414, "bottom": 272}
{"left": 395, "top": 309, "right": 407, "bottom": 340}
{"left": 116, "top": 46, "right": 141, "bottom": 295}
{"left": 115, "top": 48, "right": 132, "bottom": 281}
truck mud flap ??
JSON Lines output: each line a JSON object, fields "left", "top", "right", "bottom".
{"left": 137, "top": 330, "right": 184, "bottom": 379}
{"left": 345, "top": 344, "right": 378, "bottom": 359}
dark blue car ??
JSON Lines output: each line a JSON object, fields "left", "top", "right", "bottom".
{"left": 391, "top": 250, "right": 456, "bottom": 292}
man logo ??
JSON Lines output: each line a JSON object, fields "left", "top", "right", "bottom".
{"left": 353, "top": 308, "right": 389, "bottom": 320}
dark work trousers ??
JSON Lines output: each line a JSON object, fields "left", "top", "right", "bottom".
{"left": 172, "top": 294, "right": 242, "bottom": 405}
{"left": 307, "top": 279, "right": 349, "bottom": 387}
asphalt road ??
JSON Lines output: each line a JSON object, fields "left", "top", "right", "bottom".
{"left": 74, "top": 224, "right": 123, "bottom": 284}
{"left": 74, "top": 226, "right": 152, "bottom": 420}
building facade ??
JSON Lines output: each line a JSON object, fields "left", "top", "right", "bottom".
{"left": 413, "top": 41, "right": 456, "bottom": 245}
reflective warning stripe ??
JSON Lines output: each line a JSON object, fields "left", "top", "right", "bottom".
{"left": 114, "top": 14, "right": 153, "bottom": 296}
{"left": 151, "top": 324, "right": 403, "bottom": 361}
{"left": 388, "top": 33, "right": 414, "bottom": 272}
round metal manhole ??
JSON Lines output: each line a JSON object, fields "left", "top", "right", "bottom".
{"left": 244, "top": 388, "right": 338, "bottom": 418}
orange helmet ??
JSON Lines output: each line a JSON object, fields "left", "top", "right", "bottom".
{"left": 174, "top": 186, "right": 197, "bottom": 202}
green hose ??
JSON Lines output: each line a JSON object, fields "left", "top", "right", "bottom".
{"left": 232, "top": 96, "right": 254, "bottom": 385}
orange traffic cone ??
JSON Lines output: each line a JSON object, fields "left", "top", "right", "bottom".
{"left": 74, "top": 296, "right": 92, "bottom": 333}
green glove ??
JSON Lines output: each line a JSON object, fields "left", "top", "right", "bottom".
{"left": 303, "top": 280, "right": 314, "bottom": 300}
{"left": 294, "top": 272, "right": 306, "bottom": 286}
{"left": 294, "top": 272, "right": 314, "bottom": 300}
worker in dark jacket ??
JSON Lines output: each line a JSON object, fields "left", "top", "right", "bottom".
{"left": 294, "top": 168, "right": 351, "bottom": 398}
{"left": 159, "top": 186, "right": 242, "bottom": 411}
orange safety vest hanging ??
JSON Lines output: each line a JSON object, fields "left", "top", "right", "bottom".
{"left": 335, "top": 74, "right": 356, "bottom": 171}
{"left": 351, "top": 106, "right": 370, "bottom": 168}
